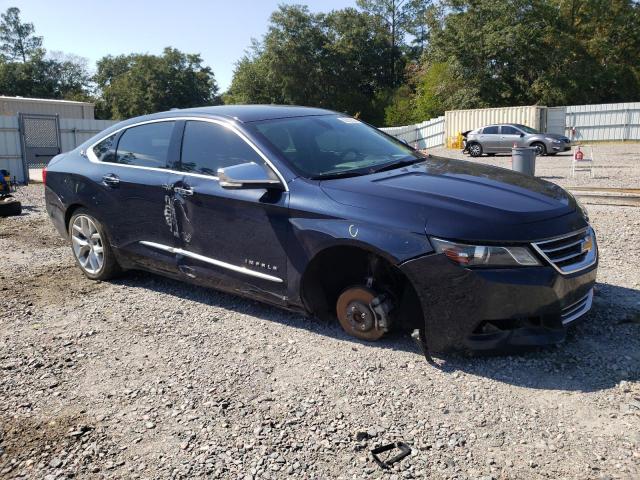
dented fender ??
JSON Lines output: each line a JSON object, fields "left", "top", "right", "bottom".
{"left": 285, "top": 216, "right": 434, "bottom": 306}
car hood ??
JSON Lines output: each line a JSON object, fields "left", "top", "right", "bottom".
{"left": 319, "top": 156, "right": 587, "bottom": 243}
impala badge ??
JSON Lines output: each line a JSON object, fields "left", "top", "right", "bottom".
{"left": 245, "top": 259, "right": 278, "bottom": 272}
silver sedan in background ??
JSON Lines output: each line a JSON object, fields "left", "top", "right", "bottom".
{"left": 463, "top": 123, "right": 572, "bottom": 157}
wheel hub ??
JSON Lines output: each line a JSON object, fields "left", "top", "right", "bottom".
{"left": 346, "top": 300, "right": 375, "bottom": 332}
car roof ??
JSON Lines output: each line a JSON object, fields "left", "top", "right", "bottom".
{"left": 145, "top": 105, "right": 338, "bottom": 123}
{"left": 80, "top": 105, "right": 343, "bottom": 150}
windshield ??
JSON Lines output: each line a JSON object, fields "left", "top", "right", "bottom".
{"left": 513, "top": 124, "right": 539, "bottom": 134}
{"left": 248, "top": 115, "right": 423, "bottom": 178}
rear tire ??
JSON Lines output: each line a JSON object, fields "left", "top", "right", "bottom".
{"left": 532, "top": 142, "right": 546, "bottom": 156}
{"left": 468, "top": 143, "right": 483, "bottom": 157}
{"left": 68, "top": 209, "right": 121, "bottom": 280}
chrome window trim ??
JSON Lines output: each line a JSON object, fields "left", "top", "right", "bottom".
{"left": 139, "top": 241, "right": 283, "bottom": 283}
{"left": 85, "top": 116, "right": 289, "bottom": 191}
{"left": 531, "top": 226, "right": 597, "bottom": 275}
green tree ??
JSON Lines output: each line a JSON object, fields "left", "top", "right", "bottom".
{"left": 226, "top": 5, "right": 395, "bottom": 124}
{"left": 0, "top": 50, "right": 92, "bottom": 100}
{"left": 0, "top": 7, "right": 43, "bottom": 62}
{"left": 410, "top": 0, "right": 640, "bottom": 119}
{"left": 95, "top": 47, "right": 220, "bottom": 119}
{"left": 223, "top": 40, "right": 283, "bottom": 105}
{"left": 356, "top": 0, "right": 422, "bottom": 85}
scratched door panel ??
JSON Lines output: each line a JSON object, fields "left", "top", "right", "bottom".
{"left": 175, "top": 174, "right": 290, "bottom": 301}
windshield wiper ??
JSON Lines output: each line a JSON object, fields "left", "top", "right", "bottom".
{"left": 311, "top": 170, "right": 368, "bottom": 180}
{"left": 369, "top": 157, "right": 423, "bottom": 173}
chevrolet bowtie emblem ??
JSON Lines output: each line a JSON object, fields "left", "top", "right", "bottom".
{"left": 581, "top": 235, "right": 593, "bottom": 253}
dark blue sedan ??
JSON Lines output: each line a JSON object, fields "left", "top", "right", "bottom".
{"left": 44, "top": 105, "right": 598, "bottom": 353}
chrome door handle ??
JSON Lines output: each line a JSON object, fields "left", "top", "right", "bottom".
{"left": 102, "top": 174, "right": 120, "bottom": 187}
{"left": 174, "top": 187, "right": 194, "bottom": 196}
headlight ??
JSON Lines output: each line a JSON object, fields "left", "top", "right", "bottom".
{"left": 430, "top": 237, "right": 541, "bottom": 267}
{"left": 545, "top": 137, "right": 561, "bottom": 143}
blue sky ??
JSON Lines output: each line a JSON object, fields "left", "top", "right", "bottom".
{"left": 7, "top": 0, "right": 357, "bottom": 91}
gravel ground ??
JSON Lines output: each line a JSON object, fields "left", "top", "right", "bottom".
{"left": 1, "top": 151, "right": 640, "bottom": 479}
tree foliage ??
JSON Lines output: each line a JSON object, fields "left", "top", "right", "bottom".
{"left": 0, "top": 7, "right": 91, "bottom": 101}
{"left": 94, "top": 47, "right": 220, "bottom": 119}
{"left": 0, "top": 7, "right": 42, "bottom": 62}
{"left": 415, "top": 0, "right": 640, "bottom": 112}
{"left": 226, "top": 5, "right": 397, "bottom": 124}
{"left": 1, "top": 2, "right": 640, "bottom": 124}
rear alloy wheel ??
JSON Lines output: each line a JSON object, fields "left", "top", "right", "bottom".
{"left": 69, "top": 210, "right": 120, "bottom": 280}
{"left": 468, "top": 143, "right": 483, "bottom": 157}
{"left": 532, "top": 142, "right": 546, "bottom": 156}
{"left": 336, "top": 286, "right": 386, "bottom": 341}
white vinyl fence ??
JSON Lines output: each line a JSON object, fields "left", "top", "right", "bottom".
{"left": 380, "top": 116, "right": 445, "bottom": 149}
{"left": 0, "top": 115, "right": 116, "bottom": 183}
{"left": 566, "top": 102, "right": 640, "bottom": 142}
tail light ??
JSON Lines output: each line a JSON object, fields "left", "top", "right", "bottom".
{"left": 42, "top": 166, "right": 47, "bottom": 186}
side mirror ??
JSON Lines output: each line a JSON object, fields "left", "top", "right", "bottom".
{"left": 520, "top": 133, "right": 525, "bottom": 137}
{"left": 218, "top": 162, "right": 284, "bottom": 190}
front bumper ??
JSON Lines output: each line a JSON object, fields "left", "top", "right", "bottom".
{"left": 400, "top": 254, "right": 597, "bottom": 353}
{"left": 550, "top": 141, "right": 572, "bottom": 152}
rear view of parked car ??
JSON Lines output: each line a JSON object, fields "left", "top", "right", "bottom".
{"left": 464, "top": 124, "right": 572, "bottom": 157}
{"left": 43, "top": 106, "right": 597, "bottom": 354}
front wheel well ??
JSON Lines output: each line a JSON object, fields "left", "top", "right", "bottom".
{"left": 300, "top": 246, "right": 424, "bottom": 330}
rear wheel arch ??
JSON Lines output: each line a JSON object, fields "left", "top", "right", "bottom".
{"left": 64, "top": 203, "right": 87, "bottom": 233}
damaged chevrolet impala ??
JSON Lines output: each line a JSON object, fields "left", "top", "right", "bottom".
{"left": 44, "top": 106, "right": 597, "bottom": 353}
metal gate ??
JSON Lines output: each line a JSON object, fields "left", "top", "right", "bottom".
{"left": 19, "top": 113, "right": 61, "bottom": 181}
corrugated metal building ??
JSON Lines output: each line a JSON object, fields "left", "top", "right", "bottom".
{"left": 0, "top": 96, "right": 95, "bottom": 119}
{"left": 0, "top": 115, "right": 23, "bottom": 182}
{"left": 0, "top": 97, "right": 115, "bottom": 184}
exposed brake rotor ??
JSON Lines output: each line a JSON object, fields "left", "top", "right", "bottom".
{"left": 336, "top": 286, "right": 386, "bottom": 341}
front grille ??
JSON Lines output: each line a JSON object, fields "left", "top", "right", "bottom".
{"left": 561, "top": 289, "right": 594, "bottom": 325}
{"left": 532, "top": 227, "right": 597, "bottom": 274}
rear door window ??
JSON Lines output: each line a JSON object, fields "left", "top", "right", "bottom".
{"left": 92, "top": 133, "right": 117, "bottom": 162}
{"left": 113, "top": 122, "right": 175, "bottom": 168}
{"left": 482, "top": 126, "right": 499, "bottom": 134}
{"left": 180, "top": 121, "right": 263, "bottom": 176}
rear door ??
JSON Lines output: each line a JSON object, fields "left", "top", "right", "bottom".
{"left": 478, "top": 125, "right": 500, "bottom": 152}
{"left": 499, "top": 125, "right": 523, "bottom": 151}
{"left": 172, "top": 120, "right": 290, "bottom": 301}
{"left": 90, "top": 120, "right": 184, "bottom": 274}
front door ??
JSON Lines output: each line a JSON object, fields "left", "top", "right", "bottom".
{"left": 499, "top": 125, "right": 523, "bottom": 152}
{"left": 173, "top": 120, "right": 290, "bottom": 302}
